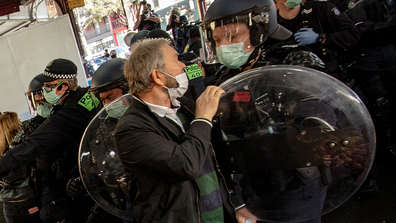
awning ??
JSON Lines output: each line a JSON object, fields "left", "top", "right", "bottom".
{"left": 0, "top": 0, "right": 20, "bottom": 17}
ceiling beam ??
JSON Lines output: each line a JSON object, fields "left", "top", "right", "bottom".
{"left": 0, "top": 20, "right": 32, "bottom": 36}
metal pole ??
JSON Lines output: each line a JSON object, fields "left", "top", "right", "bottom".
{"left": 120, "top": 0, "right": 129, "bottom": 29}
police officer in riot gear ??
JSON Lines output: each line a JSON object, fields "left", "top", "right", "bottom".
{"left": 201, "top": 0, "right": 374, "bottom": 222}
{"left": 0, "top": 58, "right": 98, "bottom": 223}
{"left": 275, "top": 0, "right": 361, "bottom": 76}
{"left": 336, "top": 0, "right": 396, "bottom": 158}
{"left": 79, "top": 58, "right": 132, "bottom": 222}
{"left": 24, "top": 74, "right": 53, "bottom": 120}
{"left": 201, "top": 0, "right": 329, "bottom": 87}
{"left": 89, "top": 58, "right": 129, "bottom": 106}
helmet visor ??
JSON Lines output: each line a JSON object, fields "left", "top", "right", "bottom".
{"left": 25, "top": 90, "right": 45, "bottom": 116}
{"left": 201, "top": 10, "right": 270, "bottom": 64}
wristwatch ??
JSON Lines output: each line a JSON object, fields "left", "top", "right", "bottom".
{"left": 317, "top": 34, "right": 326, "bottom": 44}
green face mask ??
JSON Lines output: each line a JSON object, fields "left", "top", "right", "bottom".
{"left": 285, "top": 0, "right": 302, "bottom": 8}
{"left": 106, "top": 100, "right": 128, "bottom": 119}
{"left": 43, "top": 90, "right": 63, "bottom": 106}
{"left": 216, "top": 35, "right": 252, "bottom": 69}
{"left": 37, "top": 103, "right": 52, "bottom": 118}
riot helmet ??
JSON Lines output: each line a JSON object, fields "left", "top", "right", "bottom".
{"left": 89, "top": 58, "right": 128, "bottom": 104}
{"left": 201, "top": 0, "right": 292, "bottom": 66}
{"left": 25, "top": 74, "right": 46, "bottom": 116}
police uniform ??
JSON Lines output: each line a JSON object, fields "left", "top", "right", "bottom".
{"left": 277, "top": 1, "right": 360, "bottom": 74}
{"left": 0, "top": 59, "right": 99, "bottom": 222}
{"left": 82, "top": 58, "right": 131, "bottom": 222}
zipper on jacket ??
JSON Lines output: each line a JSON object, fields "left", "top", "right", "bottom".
{"left": 210, "top": 143, "right": 238, "bottom": 219}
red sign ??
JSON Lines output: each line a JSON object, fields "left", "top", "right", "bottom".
{"left": 233, "top": 92, "right": 251, "bottom": 102}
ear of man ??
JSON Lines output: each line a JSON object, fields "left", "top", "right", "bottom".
{"left": 58, "top": 82, "right": 70, "bottom": 94}
{"left": 151, "top": 70, "right": 166, "bottom": 86}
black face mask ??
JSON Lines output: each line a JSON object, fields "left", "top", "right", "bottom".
{"left": 111, "top": 54, "right": 117, "bottom": 59}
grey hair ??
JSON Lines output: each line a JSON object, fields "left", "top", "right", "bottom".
{"left": 58, "top": 77, "right": 78, "bottom": 90}
{"left": 124, "top": 38, "right": 170, "bottom": 95}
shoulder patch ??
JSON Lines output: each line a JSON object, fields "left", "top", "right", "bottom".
{"left": 302, "top": 8, "right": 312, "bottom": 14}
{"left": 332, "top": 7, "right": 340, "bottom": 16}
{"left": 185, "top": 64, "right": 203, "bottom": 80}
{"left": 78, "top": 92, "right": 98, "bottom": 111}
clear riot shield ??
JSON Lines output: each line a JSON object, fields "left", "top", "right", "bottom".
{"left": 216, "top": 65, "right": 375, "bottom": 222}
{"left": 79, "top": 94, "right": 133, "bottom": 220}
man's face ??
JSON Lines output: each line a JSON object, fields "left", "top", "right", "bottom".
{"left": 212, "top": 22, "right": 253, "bottom": 53}
{"left": 161, "top": 45, "right": 186, "bottom": 87}
{"left": 98, "top": 88, "right": 124, "bottom": 106}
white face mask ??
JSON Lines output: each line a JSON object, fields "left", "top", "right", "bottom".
{"left": 161, "top": 71, "right": 189, "bottom": 105}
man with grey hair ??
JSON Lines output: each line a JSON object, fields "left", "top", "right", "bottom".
{"left": 115, "top": 39, "right": 237, "bottom": 222}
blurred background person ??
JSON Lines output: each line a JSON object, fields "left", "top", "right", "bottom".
{"left": 166, "top": 7, "right": 188, "bottom": 53}
{"left": 183, "top": 25, "right": 202, "bottom": 57}
{"left": 110, "top": 50, "right": 118, "bottom": 59}
{"left": 0, "top": 111, "right": 41, "bottom": 223}
{"left": 133, "top": 0, "right": 160, "bottom": 32}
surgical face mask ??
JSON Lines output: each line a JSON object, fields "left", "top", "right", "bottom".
{"left": 43, "top": 90, "right": 63, "bottom": 106}
{"left": 37, "top": 103, "right": 52, "bottom": 118}
{"left": 162, "top": 71, "right": 189, "bottom": 104}
{"left": 285, "top": 0, "right": 302, "bottom": 8}
{"left": 216, "top": 35, "right": 252, "bottom": 69}
{"left": 106, "top": 100, "right": 128, "bottom": 119}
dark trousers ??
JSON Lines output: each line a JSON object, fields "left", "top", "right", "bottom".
{"left": 351, "top": 45, "right": 396, "bottom": 100}
{"left": 39, "top": 184, "right": 93, "bottom": 223}
{"left": 3, "top": 198, "right": 41, "bottom": 223}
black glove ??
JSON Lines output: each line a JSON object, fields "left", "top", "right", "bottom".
{"left": 66, "top": 176, "right": 87, "bottom": 198}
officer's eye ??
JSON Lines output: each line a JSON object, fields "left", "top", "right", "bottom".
{"left": 214, "top": 38, "right": 221, "bottom": 46}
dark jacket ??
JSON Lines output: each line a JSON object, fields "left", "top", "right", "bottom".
{"left": 277, "top": 1, "right": 360, "bottom": 63}
{"left": 0, "top": 116, "right": 46, "bottom": 202}
{"left": 114, "top": 96, "right": 236, "bottom": 223}
{"left": 184, "top": 37, "right": 202, "bottom": 56}
{"left": 166, "top": 15, "right": 188, "bottom": 39}
{"left": 0, "top": 86, "right": 98, "bottom": 191}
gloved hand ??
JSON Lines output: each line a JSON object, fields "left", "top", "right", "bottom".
{"left": 66, "top": 176, "right": 87, "bottom": 198}
{"left": 294, "top": 28, "right": 319, "bottom": 46}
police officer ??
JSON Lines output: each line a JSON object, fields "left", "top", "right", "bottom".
{"left": 0, "top": 76, "right": 48, "bottom": 223}
{"left": 333, "top": 0, "right": 396, "bottom": 196}
{"left": 79, "top": 58, "right": 131, "bottom": 222}
{"left": 89, "top": 58, "right": 128, "bottom": 107}
{"left": 202, "top": 0, "right": 339, "bottom": 222}
{"left": 11, "top": 75, "right": 52, "bottom": 187}
{"left": 275, "top": 0, "right": 361, "bottom": 76}
{"left": 338, "top": 0, "right": 396, "bottom": 158}
{"left": 19, "top": 74, "right": 52, "bottom": 139}
{"left": 202, "top": 0, "right": 315, "bottom": 85}
{"left": 0, "top": 58, "right": 98, "bottom": 222}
